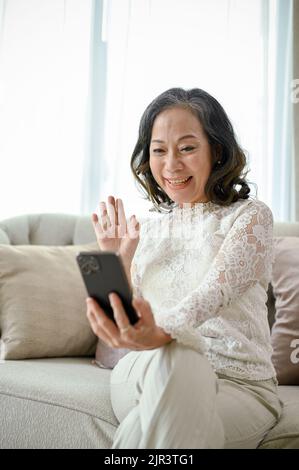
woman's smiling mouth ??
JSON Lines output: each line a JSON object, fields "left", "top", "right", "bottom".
{"left": 164, "top": 176, "right": 193, "bottom": 189}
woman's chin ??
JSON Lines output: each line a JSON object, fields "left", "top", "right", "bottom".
{"left": 162, "top": 182, "right": 207, "bottom": 206}
{"left": 166, "top": 194, "right": 209, "bottom": 207}
{"left": 163, "top": 189, "right": 194, "bottom": 204}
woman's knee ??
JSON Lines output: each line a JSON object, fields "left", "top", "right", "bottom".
{"left": 144, "top": 341, "right": 216, "bottom": 389}
{"left": 163, "top": 341, "right": 212, "bottom": 371}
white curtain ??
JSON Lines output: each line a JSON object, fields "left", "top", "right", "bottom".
{"left": 0, "top": 0, "right": 294, "bottom": 221}
{"left": 80, "top": 0, "right": 107, "bottom": 215}
{"left": 294, "top": 0, "right": 299, "bottom": 221}
{"left": 266, "top": 0, "right": 294, "bottom": 222}
{"left": 0, "top": 0, "right": 92, "bottom": 220}
{"left": 97, "top": 0, "right": 294, "bottom": 220}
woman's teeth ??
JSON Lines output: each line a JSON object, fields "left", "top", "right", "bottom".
{"left": 166, "top": 177, "right": 192, "bottom": 186}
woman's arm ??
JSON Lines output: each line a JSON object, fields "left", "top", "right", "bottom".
{"left": 154, "top": 200, "right": 274, "bottom": 342}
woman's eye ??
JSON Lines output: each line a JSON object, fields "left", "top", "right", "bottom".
{"left": 151, "top": 146, "right": 195, "bottom": 154}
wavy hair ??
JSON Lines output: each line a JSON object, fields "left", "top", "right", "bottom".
{"left": 130, "top": 87, "right": 252, "bottom": 212}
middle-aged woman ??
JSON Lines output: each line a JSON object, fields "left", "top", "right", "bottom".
{"left": 86, "top": 88, "right": 282, "bottom": 449}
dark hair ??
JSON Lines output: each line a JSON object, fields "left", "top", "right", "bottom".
{"left": 130, "top": 87, "right": 251, "bottom": 212}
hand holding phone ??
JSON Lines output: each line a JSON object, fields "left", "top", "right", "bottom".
{"left": 76, "top": 251, "right": 139, "bottom": 325}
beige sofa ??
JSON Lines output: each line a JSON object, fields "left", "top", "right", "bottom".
{"left": 0, "top": 213, "right": 298, "bottom": 449}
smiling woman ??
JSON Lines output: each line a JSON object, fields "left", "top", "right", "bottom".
{"left": 131, "top": 88, "right": 251, "bottom": 212}
{"left": 87, "top": 87, "right": 283, "bottom": 449}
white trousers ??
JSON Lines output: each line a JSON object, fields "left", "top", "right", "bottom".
{"left": 110, "top": 342, "right": 282, "bottom": 449}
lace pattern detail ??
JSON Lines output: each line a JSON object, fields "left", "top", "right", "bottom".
{"left": 165, "top": 201, "right": 274, "bottom": 326}
{"left": 132, "top": 198, "right": 277, "bottom": 381}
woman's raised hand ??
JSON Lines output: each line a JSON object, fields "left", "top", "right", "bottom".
{"left": 92, "top": 196, "right": 140, "bottom": 263}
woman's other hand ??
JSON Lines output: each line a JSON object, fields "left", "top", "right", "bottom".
{"left": 92, "top": 196, "right": 140, "bottom": 260}
{"left": 86, "top": 293, "right": 173, "bottom": 351}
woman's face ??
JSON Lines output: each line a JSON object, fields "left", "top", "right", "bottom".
{"left": 149, "top": 106, "right": 213, "bottom": 206}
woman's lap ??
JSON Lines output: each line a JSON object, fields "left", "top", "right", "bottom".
{"left": 110, "top": 344, "right": 282, "bottom": 449}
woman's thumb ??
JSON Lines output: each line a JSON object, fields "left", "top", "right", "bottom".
{"left": 128, "top": 215, "right": 140, "bottom": 239}
{"left": 132, "top": 296, "right": 151, "bottom": 319}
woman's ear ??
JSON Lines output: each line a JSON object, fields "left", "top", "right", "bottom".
{"left": 215, "top": 143, "right": 222, "bottom": 159}
{"left": 213, "top": 144, "right": 223, "bottom": 167}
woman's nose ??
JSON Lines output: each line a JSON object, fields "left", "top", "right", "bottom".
{"left": 164, "top": 150, "right": 183, "bottom": 172}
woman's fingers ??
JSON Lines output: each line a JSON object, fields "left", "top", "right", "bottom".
{"left": 91, "top": 212, "right": 104, "bottom": 239}
{"left": 86, "top": 308, "right": 114, "bottom": 347}
{"left": 92, "top": 212, "right": 98, "bottom": 224}
{"left": 86, "top": 298, "right": 120, "bottom": 347}
{"left": 98, "top": 196, "right": 120, "bottom": 235}
{"left": 110, "top": 293, "right": 154, "bottom": 337}
{"left": 107, "top": 195, "right": 117, "bottom": 227}
{"left": 96, "top": 197, "right": 131, "bottom": 239}
{"left": 109, "top": 292, "right": 132, "bottom": 335}
{"left": 116, "top": 198, "right": 127, "bottom": 238}
{"left": 86, "top": 294, "right": 159, "bottom": 351}
{"left": 99, "top": 201, "right": 111, "bottom": 231}
{"left": 132, "top": 297, "right": 153, "bottom": 323}
{"left": 127, "top": 215, "right": 140, "bottom": 239}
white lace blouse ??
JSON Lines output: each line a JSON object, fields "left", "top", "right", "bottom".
{"left": 131, "top": 198, "right": 277, "bottom": 381}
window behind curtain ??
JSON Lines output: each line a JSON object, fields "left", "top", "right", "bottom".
{"left": 0, "top": 0, "right": 92, "bottom": 219}
{"left": 97, "top": 0, "right": 290, "bottom": 219}
{"left": 0, "top": 0, "right": 294, "bottom": 222}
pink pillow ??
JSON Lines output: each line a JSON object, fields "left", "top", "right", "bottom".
{"left": 271, "top": 237, "right": 299, "bottom": 385}
{"left": 94, "top": 340, "right": 130, "bottom": 369}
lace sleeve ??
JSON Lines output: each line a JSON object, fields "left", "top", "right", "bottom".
{"left": 130, "top": 216, "right": 149, "bottom": 299}
{"left": 131, "top": 259, "right": 143, "bottom": 298}
{"left": 154, "top": 201, "right": 274, "bottom": 345}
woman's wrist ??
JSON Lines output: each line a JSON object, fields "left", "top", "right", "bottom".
{"left": 119, "top": 255, "right": 133, "bottom": 288}
{"left": 155, "top": 327, "right": 173, "bottom": 347}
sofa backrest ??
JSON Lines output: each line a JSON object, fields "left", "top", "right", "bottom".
{"left": 1, "top": 213, "right": 299, "bottom": 328}
{"left": 1, "top": 214, "right": 299, "bottom": 245}
{"left": 273, "top": 222, "right": 299, "bottom": 237}
{"left": 0, "top": 214, "right": 96, "bottom": 246}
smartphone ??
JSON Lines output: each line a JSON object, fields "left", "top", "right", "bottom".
{"left": 76, "top": 251, "right": 139, "bottom": 325}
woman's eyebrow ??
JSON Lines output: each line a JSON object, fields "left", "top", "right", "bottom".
{"left": 151, "top": 134, "right": 198, "bottom": 143}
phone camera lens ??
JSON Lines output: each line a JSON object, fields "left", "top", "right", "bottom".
{"left": 79, "top": 256, "right": 100, "bottom": 275}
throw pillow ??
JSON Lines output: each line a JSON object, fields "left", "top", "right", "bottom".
{"left": 0, "top": 243, "right": 99, "bottom": 360}
{"left": 94, "top": 340, "right": 130, "bottom": 369}
{"left": 271, "top": 237, "right": 299, "bottom": 385}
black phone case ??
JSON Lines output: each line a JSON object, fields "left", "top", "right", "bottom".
{"left": 76, "top": 251, "right": 138, "bottom": 325}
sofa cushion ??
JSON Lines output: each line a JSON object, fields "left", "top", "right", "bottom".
{"left": 271, "top": 237, "right": 299, "bottom": 385}
{"left": 0, "top": 243, "right": 98, "bottom": 359}
{"left": 0, "top": 357, "right": 117, "bottom": 449}
{"left": 259, "top": 386, "right": 299, "bottom": 449}
{"left": 1, "top": 357, "right": 298, "bottom": 449}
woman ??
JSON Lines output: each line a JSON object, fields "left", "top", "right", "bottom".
{"left": 86, "top": 88, "right": 282, "bottom": 449}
